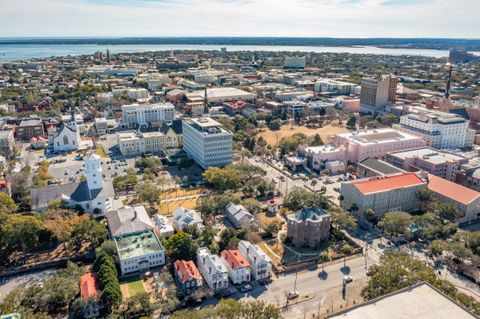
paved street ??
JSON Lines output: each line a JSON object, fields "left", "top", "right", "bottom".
{"left": 236, "top": 256, "right": 372, "bottom": 318}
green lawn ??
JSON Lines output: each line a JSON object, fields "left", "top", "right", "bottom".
{"left": 121, "top": 275, "right": 145, "bottom": 297}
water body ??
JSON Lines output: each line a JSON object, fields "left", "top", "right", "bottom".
{"left": 1, "top": 43, "right": 479, "bottom": 61}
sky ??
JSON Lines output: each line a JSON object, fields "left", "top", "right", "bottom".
{"left": 1, "top": 0, "right": 479, "bottom": 38}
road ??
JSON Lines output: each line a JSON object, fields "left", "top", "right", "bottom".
{"left": 236, "top": 256, "right": 373, "bottom": 318}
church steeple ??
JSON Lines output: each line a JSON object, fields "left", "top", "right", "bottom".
{"left": 85, "top": 154, "right": 103, "bottom": 191}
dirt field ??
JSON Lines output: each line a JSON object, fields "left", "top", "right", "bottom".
{"left": 259, "top": 123, "right": 348, "bottom": 146}
{"left": 158, "top": 197, "right": 198, "bottom": 215}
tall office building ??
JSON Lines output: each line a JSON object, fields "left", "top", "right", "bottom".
{"left": 360, "top": 75, "right": 397, "bottom": 113}
{"left": 182, "top": 117, "right": 233, "bottom": 169}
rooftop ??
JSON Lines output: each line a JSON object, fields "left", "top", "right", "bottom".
{"left": 326, "top": 282, "right": 477, "bottom": 319}
{"left": 353, "top": 173, "right": 425, "bottom": 195}
{"left": 359, "top": 157, "right": 405, "bottom": 175}
{"left": 427, "top": 174, "right": 480, "bottom": 205}
{"left": 80, "top": 272, "right": 100, "bottom": 299}
{"left": 174, "top": 260, "right": 202, "bottom": 283}
{"left": 287, "top": 206, "right": 330, "bottom": 223}
{"left": 221, "top": 249, "right": 250, "bottom": 270}
{"left": 115, "top": 230, "right": 163, "bottom": 260}
{"left": 388, "top": 147, "right": 466, "bottom": 164}
{"left": 337, "top": 128, "right": 420, "bottom": 145}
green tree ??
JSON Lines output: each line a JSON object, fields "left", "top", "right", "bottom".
{"left": 378, "top": 211, "right": 412, "bottom": 236}
{"left": 241, "top": 198, "right": 262, "bottom": 214}
{"left": 346, "top": 115, "right": 357, "bottom": 128}
{"left": 135, "top": 182, "right": 161, "bottom": 206}
{"left": 71, "top": 219, "right": 107, "bottom": 250}
{"left": 164, "top": 231, "right": 198, "bottom": 261}
{"left": 309, "top": 134, "right": 324, "bottom": 146}
{"left": 2, "top": 214, "right": 42, "bottom": 252}
{"left": 203, "top": 166, "right": 241, "bottom": 191}
{"left": 283, "top": 187, "right": 329, "bottom": 211}
{"left": 329, "top": 207, "right": 357, "bottom": 230}
{"left": 263, "top": 220, "right": 282, "bottom": 237}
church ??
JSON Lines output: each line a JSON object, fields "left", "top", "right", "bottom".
{"left": 30, "top": 154, "right": 115, "bottom": 216}
{"left": 52, "top": 111, "right": 81, "bottom": 153}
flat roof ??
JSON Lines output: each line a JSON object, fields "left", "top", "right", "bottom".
{"left": 389, "top": 147, "right": 466, "bottom": 164}
{"left": 337, "top": 129, "right": 420, "bottom": 145}
{"left": 353, "top": 173, "right": 425, "bottom": 195}
{"left": 428, "top": 174, "right": 480, "bottom": 205}
{"left": 327, "top": 282, "right": 477, "bottom": 319}
{"left": 359, "top": 158, "right": 405, "bottom": 175}
{"left": 115, "top": 231, "right": 163, "bottom": 260}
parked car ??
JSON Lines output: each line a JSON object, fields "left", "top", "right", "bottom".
{"left": 343, "top": 275, "right": 353, "bottom": 284}
{"left": 240, "top": 284, "right": 253, "bottom": 292}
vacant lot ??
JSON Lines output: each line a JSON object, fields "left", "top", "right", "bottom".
{"left": 158, "top": 197, "right": 198, "bottom": 215}
{"left": 259, "top": 124, "right": 348, "bottom": 146}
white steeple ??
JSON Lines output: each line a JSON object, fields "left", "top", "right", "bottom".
{"left": 85, "top": 153, "right": 103, "bottom": 191}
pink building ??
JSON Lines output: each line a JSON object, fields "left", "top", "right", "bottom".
{"left": 335, "top": 128, "right": 426, "bottom": 163}
{"left": 341, "top": 98, "right": 360, "bottom": 112}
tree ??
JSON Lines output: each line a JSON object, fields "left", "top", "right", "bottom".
{"left": 378, "top": 211, "right": 412, "bottom": 236}
{"left": 309, "top": 134, "right": 324, "bottom": 146}
{"left": 329, "top": 207, "right": 357, "bottom": 230}
{"left": 2, "top": 214, "right": 42, "bottom": 252}
{"left": 135, "top": 182, "right": 161, "bottom": 206}
{"left": 164, "top": 231, "right": 198, "bottom": 261}
{"left": 283, "top": 187, "right": 329, "bottom": 211}
{"left": 263, "top": 220, "right": 282, "bottom": 237}
{"left": 346, "top": 115, "right": 357, "bottom": 128}
{"left": 203, "top": 167, "right": 241, "bottom": 191}
{"left": 432, "top": 202, "right": 463, "bottom": 222}
{"left": 428, "top": 239, "right": 449, "bottom": 257}
{"left": 70, "top": 219, "right": 107, "bottom": 250}
{"left": 219, "top": 228, "right": 246, "bottom": 252}
{"left": 0, "top": 193, "right": 15, "bottom": 214}
{"left": 241, "top": 198, "right": 262, "bottom": 215}
{"left": 113, "top": 168, "right": 138, "bottom": 190}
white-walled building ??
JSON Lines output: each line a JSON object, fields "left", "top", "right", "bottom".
{"left": 196, "top": 247, "right": 229, "bottom": 292}
{"left": 220, "top": 249, "right": 251, "bottom": 285}
{"left": 153, "top": 215, "right": 175, "bottom": 238}
{"left": 299, "top": 145, "right": 347, "bottom": 169}
{"left": 182, "top": 117, "right": 233, "bottom": 169}
{"left": 238, "top": 240, "right": 272, "bottom": 281}
{"left": 284, "top": 56, "right": 306, "bottom": 69}
{"left": 127, "top": 88, "right": 149, "bottom": 100}
{"left": 106, "top": 206, "right": 165, "bottom": 275}
{"left": 314, "top": 80, "right": 358, "bottom": 95}
{"left": 335, "top": 128, "right": 426, "bottom": 163}
{"left": 121, "top": 103, "right": 174, "bottom": 128}
{"left": 53, "top": 118, "right": 81, "bottom": 153}
{"left": 195, "top": 87, "right": 256, "bottom": 104}
{"left": 117, "top": 131, "right": 165, "bottom": 156}
{"left": 393, "top": 109, "right": 475, "bottom": 149}
{"left": 225, "top": 203, "right": 254, "bottom": 229}
{"left": 172, "top": 207, "right": 204, "bottom": 231}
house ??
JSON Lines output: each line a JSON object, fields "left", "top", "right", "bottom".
{"left": 80, "top": 272, "right": 100, "bottom": 299}
{"left": 16, "top": 119, "right": 44, "bottom": 141}
{"left": 196, "top": 247, "right": 229, "bottom": 293}
{"left": 30, "top": 154, "right": 114, "bottom": 216}
{"left": 238, "top": 240, "right": 272, "bottom": 281}
{"left": 160, "top": 119, "right": 183, "bottom": 149}
{"left": 173, "top": 260, "right": 203, "bottom": 296}
{"left": 172, "top": 207, "right": 204, "bottom": 231}
{"left": 106, "top": 205, "right": 165, "bottom": 275}
{"left": 220, "top": 249, "right": 251, "bottom": 285}
{"left": 153, "top": 214, "right": 175, "bottom": 238}
{"left": 0, "top": 180, "right": 12, "bottom": 196}
{"left": 427, "top": 174, "right": 480, "bottom": 225}
{"left": 341, "top": 173, "right": 426, "bottom": 221}
{"left": 287, "top": 206, "right": 331, "bottom": 248}
{"left": 225, "top": 203, "right": 254, "bottom": 229}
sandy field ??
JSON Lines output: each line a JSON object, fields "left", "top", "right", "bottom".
{"left": 259, "top": 124, "right": 348, "bottom": 146}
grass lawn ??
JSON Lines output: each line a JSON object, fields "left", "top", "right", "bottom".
{"left": 258, "top": 123, "right": 348, "bottom": 146}
{"left": 120, "top": 275, "right": 145, "bottom": 298}
{"left": 158, "top": 197, "right": 198, "bottom": 215}
{"left": 95, "top": 144, "right": 108, "bottom": 158}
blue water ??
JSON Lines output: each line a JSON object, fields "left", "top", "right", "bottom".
{"left": 1, "top": 43, "right": 479, "bottom": 61}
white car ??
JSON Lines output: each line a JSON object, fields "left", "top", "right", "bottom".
{"left": 343, "top": 275, "right": 353, "bottom": 283}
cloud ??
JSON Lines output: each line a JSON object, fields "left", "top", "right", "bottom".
{"left": 0, "top": 0, "right": 478, "bottom": 38}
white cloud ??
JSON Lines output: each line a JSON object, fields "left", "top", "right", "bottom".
{"left": 0, "top": 0, "right": 478, "bottom": 37}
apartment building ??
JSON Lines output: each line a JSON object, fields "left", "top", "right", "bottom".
{"left": 16, "top": 119, "right": 44, "bottom": 141}
{"left": 220, "top": 249, "right": 251, "bottom": 285}
{"left": 340, "top": 173, "right": 426, "bottom": 220}
{"left": 314, "top": 80, "right": 358, "bottom": 95}
{"left": 360, "top": 75, "right": 397, "bottom": 113}
{"left": 286, "top": 206, "right": 331, "bottom": 248}
{"left": 238, "top": 240, "right": 272, "bottom": 281}
{"left": 117, "top": 131, "right": 165, "bottom": 156}
{"left": 393, "top": 109, "right": 475, "bottom": 149}
{"left": 0, "top": 130, "right": 14, "bottom": 155}
{"left": 299, "top": 145, "right": 347, "bottom": 169}
{"left": 121, "top": 103, "right": 174, "bottom": 128}
{"left": 182, "top": 117, "right": 233, "bottom": 169}
{"left": 284, "top": 56, "right": 306, "bottom": 69}
{"left": 335, "top": 128, "right": 426, "bottom": 163}
{"left": 127, "top": 88, "right": 149, "bottom": 100}
{"left": 196, "top": 247, "right": 229, "bottom": 293}
{"left": 386, "top": 147, "right": 468, "bottom": 181}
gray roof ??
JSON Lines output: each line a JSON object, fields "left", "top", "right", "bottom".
{"left": 30, "top": 181, "right": 114, "bottom": 211}
{"left": 19, "top": 119, "right": 42, "bottom": 127}
{"left": 359, "top": 157, "right": 405, "bottom": 175}
{"left": 172, "top": 207, "right": 203, "bottom": 230}
{"left": 287, "top": 206, "right": 330, "bottom": 223}
{"left": 225, "top": 202, "right": 253, "bottom": 228}
{"left": 105, "top": 206, "right": 153, "bottom": 237}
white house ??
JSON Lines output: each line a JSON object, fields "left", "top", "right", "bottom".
{"left": 106, "top": 206, "right": 165, "bottom": 275}
{"left": 172, "top": 207, "right": 204, "bottom": 231}
{"left": 238, "top": 240, "right": 272, "bottom": 281}
{"left": 153, "top": 214, "right": 175, "bottom": 238}
{"left": 30, "top": 154, "right": 114, "bottom": 216}
{"left": 220, "top": 249, "right": 251, "bottom": 285}
{"left": 196, "top": 247, "right": 229, "bottom": 292}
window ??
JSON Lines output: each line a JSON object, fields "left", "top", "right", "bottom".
{"left": 63, "top": 135, "right": 69, "bottom": 145}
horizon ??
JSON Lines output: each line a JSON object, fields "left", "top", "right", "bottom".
{"left": 1, "top": 0, "right": 479, "bottom": 38}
